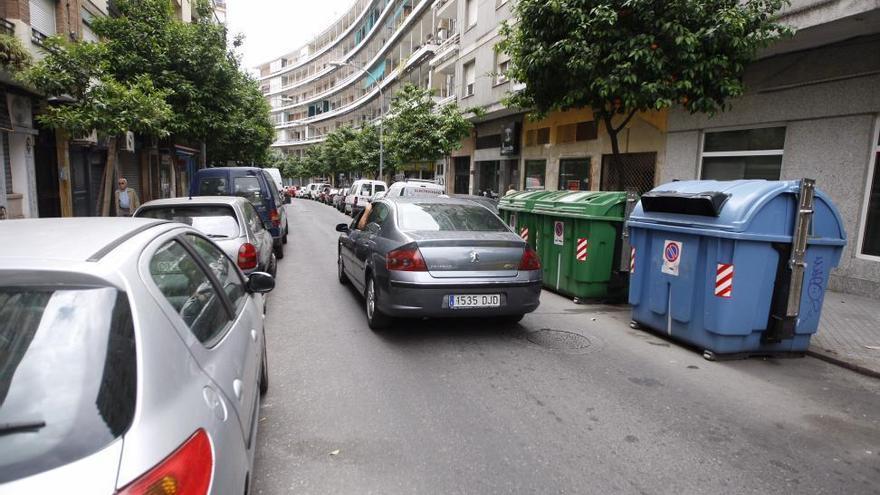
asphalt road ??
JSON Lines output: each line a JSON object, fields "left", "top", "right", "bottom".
{"left": 253, "top": 199, "right": 880, "bottom": 495}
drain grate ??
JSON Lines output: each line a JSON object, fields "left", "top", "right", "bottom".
{"left": 526, "top": 329, "right": 592, "bottom": 353}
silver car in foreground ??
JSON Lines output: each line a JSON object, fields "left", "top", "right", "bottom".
{"left": 336, "top": 197, "right": 542, "bottom": 329}
{"left": 135, "top": 196, "right": 277, "bottom": 277}
{"left": 0, "top": 218, "right": 273, "bottom": 494}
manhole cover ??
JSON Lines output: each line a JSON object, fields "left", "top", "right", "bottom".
{"left": 526, "top": 329, "right": 592, "bottom": 353}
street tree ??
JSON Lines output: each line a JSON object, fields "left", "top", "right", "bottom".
{"left": 345, "top": 123, "right": 385, "bottom": 179}
{"left": 500, "top": 0, "right": 791, "bottom": 168}
{"left": 384, "top": 84, "right": 473, "bottom": 168}
{"left": 24, "top": 37, "right": 172, "bottom": 214}
{"left": 91, "top": 0, "right": 273, "bottom": 165}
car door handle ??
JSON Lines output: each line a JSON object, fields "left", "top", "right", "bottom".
{"left": 251, "top": 329, "right": 258, "bottom": 342}
{"left": 233, "top": 379, "right": 243, "bottom": 401}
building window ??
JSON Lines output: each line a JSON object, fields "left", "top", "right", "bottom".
{"left": 29, "top": 0, "right": 56, "bottom": 39}
{"left": 860, "top": 126, "right": 880, "bottom": 257}
{"left": 558, "top": 158, "right": 591, "bottom": 191}
{"left": 525, "top": 127, "right": 551, "bottom": 146}
{"left": 701, "top": 126, "right": 786, "bottom": 180}
{"left": 576, "top": 121, "right": 598, "bottom": 141}
{"left": 463, "top": 61, "right": 475, "bottom": 97}
{"left": 494, "top": 47, "right": 510, "bottom": 85}
{"left": 524, "top": 160, "right": 546, "bottom": 190}
{"left": 81, "top": 8, "right": 98, "bottom": 42}
{"left": 466, "top": 0, "right": 478, "bottom": 28}
{"left": 495, "top": 0, "right": 509, "bottom": 7}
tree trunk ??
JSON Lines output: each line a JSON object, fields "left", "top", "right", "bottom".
{"left": 598, "top": 109, "right": 637, "bottom": 191}
{"left": 100, "top": 137, "right": 118, "bottom": 217}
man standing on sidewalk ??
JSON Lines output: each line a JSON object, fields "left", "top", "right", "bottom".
{"left": 115, "top": 177, "right": 140, "bottom": 217}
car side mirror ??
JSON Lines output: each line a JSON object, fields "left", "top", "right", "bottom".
{"left": 264, "top": 221, "right": 273, "bottom": 230}
{"left": 336, "top": 223, "right": 350, "bottom": 233}
{"left": 366, "top": 222, "right": 381, "bottom": 234}
{"left": 247, "top": 272, "right": 275, "bottom": 293}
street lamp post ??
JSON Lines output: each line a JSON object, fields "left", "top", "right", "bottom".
{"left": 330, "top": 60, "right": 384, "bottom": 181}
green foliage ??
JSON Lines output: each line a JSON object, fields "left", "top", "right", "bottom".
{"left": 500, "top": 0, "right": 791, "bottom": 154}
{"left": 0, "top": 33, "right": 32, "bottom": 72}
{"left": 23, "top": 37, "right": 171, "bottom": 137}
{"left": 89, "top": 0, "right": 272, "bottom": 164}
{"left": 384, "top": 84, "right": 473, "bottom": 165}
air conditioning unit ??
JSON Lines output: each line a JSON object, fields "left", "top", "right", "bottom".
{"left": 72, "top": 130, "right": 98, "bottom": 144}
{"left": 465, "top": 83, "right": 474, "bottom": 96}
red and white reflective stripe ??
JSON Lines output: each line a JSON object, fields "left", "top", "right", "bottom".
{"left": 519, "top": 227, "right": 529, "bottom": 241}
{"left": 576, "top": 238, "right": 588, "bottom": 261}
{"left": 715, "top": 263, "right": 734, "bottom": 298}
{"left": 630, "top": 247, "right": 635, "bottom": 273}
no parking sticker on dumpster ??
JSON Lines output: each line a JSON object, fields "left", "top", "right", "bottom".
{"left": 661, "top": 240, "right": 682, "bottom": 276}
{"left": 553, "top": 221, "right": 564, "bottom": 246}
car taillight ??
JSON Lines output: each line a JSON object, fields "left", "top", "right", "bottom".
{"left": 269, "top": 209, "right": 280, "bottom": 227}
{"left": 519, "top": 246, "right": 541, "bottom": 271}
{"left": 238, "top": 243, "right": 258, "bottom": 270}
{"left": 386, "top": 245, "right": 428, "bottom": 272}
{"left": 117, "top": 429, "right": 213, "bottom": 495}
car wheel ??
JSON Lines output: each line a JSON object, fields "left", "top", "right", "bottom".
{"left": 338, "top": 251, "right": 348, "bottom": 285}
{"left": 282, "top": 227, "right": 288, "bottom": 245}
{"left": 259, "top": 337, "right": 269, "bottom": 396}
{"left": 274, "top": 241, "right": 284, "bottom": 260}
{"left": 365, "top": 276, "right": 391, "bottom": 330}
{"left": 268, "top": 253, "right": 277, "bottom": 278}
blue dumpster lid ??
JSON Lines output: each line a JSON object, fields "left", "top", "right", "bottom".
{"left": 628, "top": 180, "right": 847, "bottom": 245}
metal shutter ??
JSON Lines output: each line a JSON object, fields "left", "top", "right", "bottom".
{"left": 29, "top": 0, "right": 56, "bottom": 36}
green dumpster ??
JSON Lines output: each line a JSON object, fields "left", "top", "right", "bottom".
{"left": 531, "top": 191, "right": 628, "bottom": 300}
{"left": 498, "top": 190, "right": 556, "bottom": 250}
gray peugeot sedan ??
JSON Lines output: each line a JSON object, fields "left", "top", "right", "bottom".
{"left": 0, "top": 218, "right": 273, "bottom": 494}
{"left": 135, "top": 196, "right": 277, "bottom": 277}
{"left": 336, "top": 197, "right": 542, "bottom": 329}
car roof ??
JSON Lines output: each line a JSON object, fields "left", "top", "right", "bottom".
{"left": 0, "top": 218, "right": 177, "bottom": 263}
{"left": 382, "top": 196, "right": 477, "bottom": 206}
{"left": 196, "top": 166, "right": 263, "bottom": 173}
{"left": 139, "top": 196, "right": 247, "bottom": 208}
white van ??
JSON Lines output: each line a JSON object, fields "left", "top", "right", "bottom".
{"left": 384, "top": 179, "right": 445, "bottom": 198}
{"left": 264, "top": 167, "right": 284, "bottom": 193}
{"left": 345, "top": 179, "right": 387, "bottom": 215}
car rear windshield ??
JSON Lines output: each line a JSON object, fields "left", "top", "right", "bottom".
{"left": 137, "top": 205, "right": 240, "bottom": 239}
{"left": 198, "top": 176, "right": 228, "bottom": 195}
{"left": 0, "top": 287, "right": 136, "bottom": 482}
{"left": 234, "top": 176, "right": 265, "bottom": 206}
{"left": 397, "top": 203, "right": 508, "bottom": 232}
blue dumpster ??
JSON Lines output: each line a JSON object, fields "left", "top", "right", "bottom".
{"left": 627, "top": 179, "right": 846, "bottom": 357}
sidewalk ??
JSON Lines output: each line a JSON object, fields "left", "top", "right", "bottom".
{"left": 809, "top": 290, "right": 880, "bottom": 378}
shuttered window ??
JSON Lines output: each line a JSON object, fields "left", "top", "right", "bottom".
{"left": 29, "top": 0, "right": 56, "bottom": 37}
{"left": 81, "top": 8, "right": 98, "bottom": 42}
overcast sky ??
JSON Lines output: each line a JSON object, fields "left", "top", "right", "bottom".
{"left": 226, "top": 0, "right": 355, "bottom": 73}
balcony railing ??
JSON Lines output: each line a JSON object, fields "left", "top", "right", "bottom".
{"left": 31, "top": 28, "right": 48, "bottom": 46}
{"left": 0, "top": 18, "right": 15, "bottom": 36}
{"left": 430, "top": 32, "right": 459, "bottom": 67}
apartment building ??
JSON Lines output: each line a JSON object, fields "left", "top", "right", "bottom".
{"left": 258, "top": 0, "right": 450, "bottom": 184}
{"left": 258, "top": 0, "right": 667, "bottom": 196}
{"left": 662, "top": 0, "right": 880, "bottom": 297}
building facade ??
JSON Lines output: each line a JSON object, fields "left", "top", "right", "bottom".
{"left": 663, "top": 0, "right": 880, "bottom": 298}
{"left": 259, "top": 0, "right": 667, "bottom": 197}
{"left": 0, "top": 0, "right": 209, "bottom": 220}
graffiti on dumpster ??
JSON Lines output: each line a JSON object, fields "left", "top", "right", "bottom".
{"left": 806, "top": 256, "right": 825, "bottom": 317}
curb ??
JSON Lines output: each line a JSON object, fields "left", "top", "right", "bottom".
{"left": 806, "top": 350, "right": 880, "bottom": 379}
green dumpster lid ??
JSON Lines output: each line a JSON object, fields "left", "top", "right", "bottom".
{"left": 498, "top": 190, "right": 557, "bottom": 212}
{"left": 532, "top": 190, "right": 627, "bottom": 221}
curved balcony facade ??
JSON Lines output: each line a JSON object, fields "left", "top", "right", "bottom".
{"left": 257, "top": 0, "right": 461, "bottom": 156}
